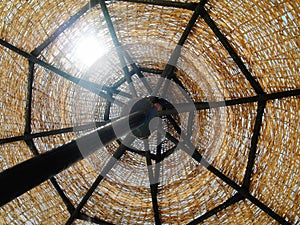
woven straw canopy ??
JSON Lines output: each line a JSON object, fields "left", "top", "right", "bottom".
{"left": 0, "top": 0, "right": 299, "bottom": 224}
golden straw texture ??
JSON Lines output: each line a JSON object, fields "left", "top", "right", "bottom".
{"left": 0, "top": 0, "right": 299, "bottom": 224}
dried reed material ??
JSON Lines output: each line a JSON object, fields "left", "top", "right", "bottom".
{"left": 0, "top": 180, "right": 70, "bottom": 224}
{"left": 0, "top": 0, "right": 88, "bottom": 52}
{"left": 0, "top": 0, "right": 299, "bottom": 224}
{"left": 0, "top": 141, "right": 32, "bottom": 170}
{"left": 158, "top": 164, "right": 235, "bottom": 224}
{"left": 0, "top": 47, "right": 27, "bottom": 139}
{"left": 251, "top": 97, "right": 300, "bottom": 224}
{"left": 207, "top": 0, "right": 300, "bottom": 93}
{"left": 197, "top": 102, "right": 257, "bottom": 185}
{"left": 203, "top": 199, "right": 279, "bottom": 225}
{"left": 83, "top": 179, "right": 154, "bottom": 224}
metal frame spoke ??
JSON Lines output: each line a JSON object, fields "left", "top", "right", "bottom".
{"left": 0, "top": 121, "right": 112, "bottom": 145}
{"left": 65, "top": 135, "right": 134, "bottom": 225}
{"left": 199, "top": 9, "right": 264, "bottom": 95}
{"left": 187, "top": 194, "right": 244, "bottom": 225}
{"left": 144, "top": 140, "right": 161, "bottom": 225}
{"left": 25, "top": 61, "right": 35, "bottom": 134}
{"left": 100, "top": 1, "right": 137, "bottom": 97}
{"left": 77, "top": 212, "right": 115, "bottom": 225}
{"left": 114, "top": 0, "right": 197, "bottom": 10}
{"left": 151, "top": 0, "right": 208, "bottom": 94}
{"left": 31, "top": 3, "right": 90, "bottom": 56}
{"left": 243, "top": 101, "right": 266, "bottom": 189}
{"left": 159, "top": 89, "right": 300, "bottom": 116}
{"left": 0, "top": 39, "right": 123, "bottom": 106}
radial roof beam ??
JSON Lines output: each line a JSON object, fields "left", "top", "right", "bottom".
{"left": 139, "top": 67, "right": 300, "bottom": 99}
{"left": 157, "top": 89, "right": 300, "bottom": 116}
{"left": 104, "top": 93, "right": 113, "bottom": 121}
{"left": 140, "top": 67, "right": 163, "bottom": 75}
{"left": 264, "top": 88, "right": 300, "bottom": 100}
{"left": 159, "top": 96, "right": 259, "bottom": 116}
{"left": 99, "top": 1, "right": 137, "bottom": 97}
{"left": 77, "top": 212, "right": 116, "bottom": 225}
{"left": 66, "top": 136, "right": 134, "bottom": 225}
{"left": 0, "top": 39, "right": 123, "bottom": 106}
{"left": 114, "top": 0, "right": 197, "bottom": 11}
{"left": 164, "top": 0, "right": 208, "bottom": 78}
{"left": 152, "top": 0, "right": 208, "bottom": 94}
{"left": 50, "top": 176, "right": 75, "bottom": 214}
{"left": 199, "top": 9, "right": 265, "bottom": 95}
{"left": 144, "top": 140, "right": 162, "bottom": 225}
{"left": 0, "top": 121, "right": 112, "bottom": 145}
{"left": 243, "top": 101, "right": 266, "bottom": 189}
{"left": 31, "top": 3, "right": 90, "bottom": 56}
{"left": 187, "top": 194, "right": 244, "bottom": 225}
{"left": 24, "top": 61, "right": 35, "bottom": 134}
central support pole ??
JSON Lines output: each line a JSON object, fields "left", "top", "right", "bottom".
{"left": 0, "top": 111, "right": 147, "bottom": 207}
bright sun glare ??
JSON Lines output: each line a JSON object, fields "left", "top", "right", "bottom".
{"left": 74, "top": 36, "right": 107, "bottom": 66}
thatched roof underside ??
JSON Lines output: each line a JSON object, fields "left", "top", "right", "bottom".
{"left": 0, "top": 0, "right": 299, "bottom": 224}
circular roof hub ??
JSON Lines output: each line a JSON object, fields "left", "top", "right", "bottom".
{"left": 129, "top": 97, "right": 162, "bottom": 139}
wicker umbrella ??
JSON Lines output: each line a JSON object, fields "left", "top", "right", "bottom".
{"left": 0, "top": 0, "right": 299, "bottom": 224}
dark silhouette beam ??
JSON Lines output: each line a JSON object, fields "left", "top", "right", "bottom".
{"left": 140, "top": 67, "right": 163, "bottom": 75}
{"left": 0, "top": 39, "right": 123, "bottom": 106}
{"left": 159, "top": 96, "right": 259, "bottom": 116}
{"left": 65, "top": 136, "right": 134, "bottom": 225}
{"left": 2, "top": 86, "right": 295, "bottom": 143}
{"left": 100, "top": 1, "right": 137, "bottom": 97}
{"left": 24, "top": 61, "right": 35, "bottom": 134}
{"left": 31, "top": 3, "right": 90, "bottom": 56}
{"left": 123, "top": 50, "right": 153, "bottom": 94}
{"left": 0, "top": 121, "right": 112, "bottom": 145}
{"left": 199, "top": 9, "right": 264, "bottom": 95}
{"left": 0, "top": 112, "right": 146, "bottom": 207}
{"left": 243, "top": 101, "right": 266, "bottom": 189}
{"left": 140, "top": 67, "right": 300, "bottom": 100}
{"left": 150, "top": 0, "right": 207, "bottom": 95}
{"left": 50, "top": 176, "right": 75, "bottom": 214}
{"left": 114, "top": 0, "right": 197, "bottom": 10}
{"left": 158, "top": 0, "right": 208, "bottom": 81}
{"left": 104, "top": 93, "right": 113, "bottom": 121}
{"left": 187, "top": 194, "right": 244, "bottom": 225}
{"left": 265, "top": 88, "right": 300, "bottom": 100}
{"left": 159, "top": 89, "right": 300, "bottom": 116}
{"left": 144, "top": 140, "right": 161, "bottom": 225}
